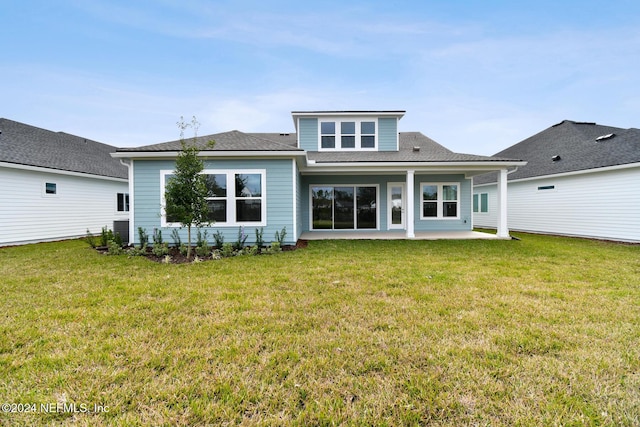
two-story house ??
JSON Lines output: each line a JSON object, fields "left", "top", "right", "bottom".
{"left": 113, "top": 111, "right": 525, "bottom": 245}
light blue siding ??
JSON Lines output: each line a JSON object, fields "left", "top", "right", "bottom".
{"left": 294, "top": 161, "right": 303, "bottom": 240}
{"left": 298, "top": 118, "right": 318, "bottom": 151}
{"left": 301, "top": 174, "right": 404, "bottom": 232}
{"left": 300, "top": 173, "right": 473, "bottom": 233}
{"left": 132, "top": 158, "right": 296, "bottom": 246}
{"left": 378, "top": 118, "right": 398, "bottom": 151}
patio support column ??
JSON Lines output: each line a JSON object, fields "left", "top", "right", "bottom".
{"left": 496, "top": 168, "right": 510, "bottom": 238}
{"left": 406, "top": 170, "right": 415, "bottom": 238}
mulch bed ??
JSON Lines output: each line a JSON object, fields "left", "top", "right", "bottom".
{"left": 95, "top": 240, "right": 308, "bottom": 264}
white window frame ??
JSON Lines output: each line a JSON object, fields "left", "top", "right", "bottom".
{"left": 161, "top": 169, "right": 266, "bottom": 227}
{"left": 309, "top": 184, "right": 380, "bottom": 230}
{"left": 420, "top": 182, "right": 460, "bottom": 220}
{"left": 116, "top": 192, "right": 130, "bottom": 212}
{"left": 42, "top": 181, "right": 58, "bottom": 197}
{"left": 473, "top": 192, "right": 488, "bottom": 214}
{"left": 318, "top": 118, "right": 378, "bottom": 151}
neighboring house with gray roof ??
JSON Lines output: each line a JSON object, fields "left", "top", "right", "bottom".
{"left": 113, "top": 110, "right": 524, "bottom": 245}
{"left": 473, "top": 120, "right": 640, "bottom": 242}
{"left": 0, "top": 118, "right": 129, "bottom": 246}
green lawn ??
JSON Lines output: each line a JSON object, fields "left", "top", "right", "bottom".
{"left": 0, "top": 234, "right": 639, "bottom": 426}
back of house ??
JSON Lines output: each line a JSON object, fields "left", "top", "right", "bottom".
{"left": 113, "top": 110, "right": 524, "bottom": 247}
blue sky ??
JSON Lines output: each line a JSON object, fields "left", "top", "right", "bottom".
{"left": 2, "top": 0, "right": 639, "bottom": 155}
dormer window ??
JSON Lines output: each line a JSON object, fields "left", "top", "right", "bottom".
{"left": 319, "top": 119, "right": 377, "bottom": 151}
{"left": 321, "top": 122, "right": 336, "bottom": 148}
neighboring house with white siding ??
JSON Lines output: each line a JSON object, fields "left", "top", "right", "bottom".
{"left": 0, "top": 118, "right": 129, "bottom": 246}
{"left": 473, "top": 120, "right": 640, "bottom": 242}
{"left": 113, "top": 110, "right": 525, "bottom": 246}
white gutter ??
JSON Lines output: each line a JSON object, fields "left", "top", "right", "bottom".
{"left": 0, "top": 161, "right": 128, "bottom": 182}
{"left": 111, "top": 150, "right": 306, "bottom": 159}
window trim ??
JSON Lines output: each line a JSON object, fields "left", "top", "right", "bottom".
{"left": 161, "top": 169, "right": 267, "bottom": 227}
{"left": 473, "top": 192, "right": 488, "bottom": 214}
{"left": 42, "top": 181, "right": 58, "bottom": 197}
{"left": 117, "top": 192, "right": 130, "bottom": 212}
{"left": 309, "top": 184, "right": 380, "bottom": 231}
{"left": 318, "top": 118, "right": 378, "bottom": 151}
{"left": 420, "top": 182, "right": 460, "bottom": 220}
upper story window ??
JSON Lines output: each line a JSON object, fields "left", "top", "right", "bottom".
{"left": 319, "top": 119, "right": 377, "bottom": 151}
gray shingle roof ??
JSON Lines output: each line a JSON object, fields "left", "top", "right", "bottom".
{"left": 0, "top": 118, "right": 127, "bottom": 179}
{"left": 117, "top": 130, "right": 516, "bottom": 163}
{"left": 474, "top": 120, "right": 640, "bottom": 185}
{"left": 116, "top": 130, "right": 302, "bottom": 152}
{"left": 307, "top": 132, "right": 518, "bottom": 163}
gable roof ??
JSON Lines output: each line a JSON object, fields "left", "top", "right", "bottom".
{"left": 474, "top": 120, "right": 640, "bottom": 185}
{"left": 115, "top": 130, "right": 302, "bottom": 153}
{"left": 0, "top": 118, "right": 127, "bottom": 180}
{"left": 115, "top": 130, "right": 518, "bottom": 165}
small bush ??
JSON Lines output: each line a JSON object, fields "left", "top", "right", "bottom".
{"left": 264, "top": 242, "right": 282, "bottom": 255}
{"left": 179, "top": 244, "right": 189, "bottom": 257}
{"left": 213, "top": 230, "right": 224, "bottom": 248}
{"left": 107, "top": 240, "right": 124, "bottom": 255}
{"left": 221, "top": 242, "right": 235, "bottom": 258}
{"left": 153, "top": 228, "right": 164, "bottom": 245}
{"left": 170, "top": 229, "right": 181, "bottom": 248}
{"left": 138, "top": 227, "right": 149, "bottom": 248}
{"left": 255, "top": 227, "right": 264, "bottom": 248}
{"left": 234, "top": 226, "right": 248, "bottom": 251}
{"left": 85, "top": 229, "right": 98, "bottom": 248}
{"left": 126, "top": 246, "right": 147, "bottom": 257}
{"left": 195, "top": 242, "right": 211, "bottom": 257}
{"left": 152, "top": 242, "right": 170, "bottom": 257}
{"left": 274, "top": 226, "right": 287, "bottom": 246}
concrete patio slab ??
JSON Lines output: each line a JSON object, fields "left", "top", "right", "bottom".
{"left": 299, "top": 230, "right": 506, "bottom": 241}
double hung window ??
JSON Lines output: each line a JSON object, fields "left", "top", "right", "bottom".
{"left": 421, "top": 183, "right": 460, "bottom": 219}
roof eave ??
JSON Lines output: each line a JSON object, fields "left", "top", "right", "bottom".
{"left": 301, "top": 160, "right": 527, "bottom": 174}
{"left": 112, "top": 150, "right": 306, "bottom": 159}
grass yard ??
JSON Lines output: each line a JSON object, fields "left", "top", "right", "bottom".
{"left": 0, "top": 234, "right": 639, "bottom": 426}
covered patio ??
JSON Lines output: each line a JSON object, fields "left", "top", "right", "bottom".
{"left": 300, "top": 230, "right": 507, "bottom": 240}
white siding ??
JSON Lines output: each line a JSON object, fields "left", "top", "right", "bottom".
{"left": 0, "top": 166, "right": 129, "bottom": 246}
{"left": 473, "top": 186, "right": 498, "bottom": 229}
{"left": 474, "top": 165, "right": 640, "bottom": 242}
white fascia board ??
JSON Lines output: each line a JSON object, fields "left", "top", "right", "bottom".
{"left": 475, "top": 162, "right": 640, "bottom": 186}
{"left": 0, "top": 161, "right": 128, "bottom": 182}
{"left": 111, "top": 151, "right": 306, "bottom": 159}
{"left": 292, "top": 111, "right": 405, "bottom": 117}
{"left": 300, "top": 160, "right": 526, "bottom": 174}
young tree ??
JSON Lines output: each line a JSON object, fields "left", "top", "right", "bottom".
{"left": 164, "top": 117, "right": 214, "bottom": 258}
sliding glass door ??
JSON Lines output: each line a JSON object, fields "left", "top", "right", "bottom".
{"left": 311, "top": 185, "right": 377, "bottom": 230}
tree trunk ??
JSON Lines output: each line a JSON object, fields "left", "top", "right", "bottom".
{"left": 187, "top": 225, "right": 192, "bottom": 259}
